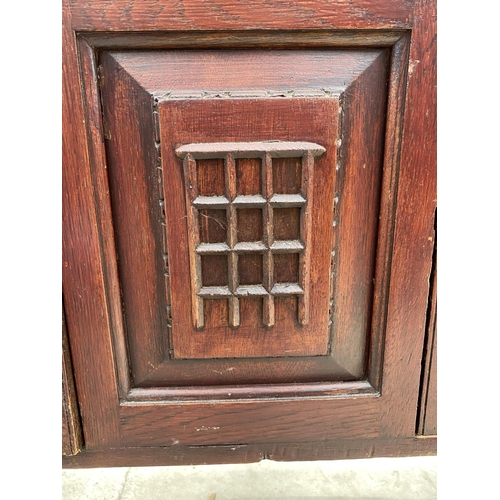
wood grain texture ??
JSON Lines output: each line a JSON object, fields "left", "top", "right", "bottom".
{"left": 70, "top": 0, "right": 413, "bottom": 31}
{"left": 106, "top": 49, "right": 387, "bottom": 96}
{"left": 62, "top": 0, "right": 121, "bottom": 449}
{"left": 81, "top": 30, "right": 405, "bottom": 51}
{"left": 182, "top": 141, "right": 318, "bottom": 332}
{"left": 62, "top": 308, "right": 83, "bottom": 456}
{"left": 127, "top": 380, "right": 374, "bottom": 401}
{"left": 135, "top": 355, "right": 357, "bottom": 387}
{"left": 162, "top": 98, "right": 336, "bottom": 359}
{"left": 63, "top": 435, "right": 435, "bottom": 468}
{"left": 63, "top": 0, "right": 436, "bottom": 464}
{"left": 329, "top": 48, "right": 390, "bottom": 378}
{"left": 77, "top": 37, "right": 131, "bottom": 398}
{"left": 417, "top": 225, "right": 437, "bottom": 435}
{"left": 100, "top": 51, "right": 169, "bottom": 381}
{"left": 366, "top": 34, "right": 411, "bottom": 392}
{"left": 180, "top": 143, "right": 319, "bottom": 335}
{"left": 119, "top": 396, "right": 380, "bottom": 446}
{"left": 380, "top": 0, "right": 436, "bottom": 437}
{"left": 95, "top": 46, "right": 394, "bottom": 384}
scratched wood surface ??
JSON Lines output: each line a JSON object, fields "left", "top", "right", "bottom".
{"left": 63, "top": 0, "right": 436, "bottom": 463}
{"left": 63, "top": 435, "right": 436, "bottom": 468}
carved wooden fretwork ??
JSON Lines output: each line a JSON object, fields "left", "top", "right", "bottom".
{"left": 176, "top": 141, "right": 326, "bottom": 330}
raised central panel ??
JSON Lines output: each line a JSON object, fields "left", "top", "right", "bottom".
{"left": 162, "top": 101, "right": 336, "bottom": 360}
{"left": 99, "top": 49, "right": 389, "bottom": 386}
{"left": 178, "top": 142, "right": 324, "bottom": 333}
{"left": 170, "top": 141, "right": 325, "bottom": 358}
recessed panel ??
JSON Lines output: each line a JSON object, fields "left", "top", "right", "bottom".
{"left": 100, "top": 47, "right": 389, "bottom": 382}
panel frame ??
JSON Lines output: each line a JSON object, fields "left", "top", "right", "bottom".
{"left": 96, "top": 47, "right": 391, "bottom": 385}
{"left": 63, "top": 0, "right": 436, "bottom": 457}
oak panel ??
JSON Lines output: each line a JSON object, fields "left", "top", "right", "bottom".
{"left": 163, "top": 99, "right": 336, "bottom": 358}
{"left": 62, "top": 2, "right": 433, "bottom": 460}
{"left": 119, "top": 396, "right": 381, "bottom": 446}
{"left": 98, "top": 47, "right": 392, "bottom": 384}
{"left": 70, "top": 0, "right": 413, "bottom": 31}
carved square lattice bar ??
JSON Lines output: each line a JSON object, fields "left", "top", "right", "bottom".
{"left": 176, "top": 141, "right": 326, "bottom": 330}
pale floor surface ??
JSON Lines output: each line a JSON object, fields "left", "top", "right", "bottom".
{"left": 62, "top": 455, "right": 437, "bottom": 500}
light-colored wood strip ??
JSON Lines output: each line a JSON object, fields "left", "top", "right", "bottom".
{"left": 234, "top": 241, "right": 267, "bottom": 253}
{"left": 263, "top": 295, "right": 275, "bottom": 328}
{"left": 264, "top": 153, "right": 273, "bottom": 200}
{"left": 176, "top": 141, "right": 326, "bottom": 159}
{"left": 269, "top": 194, "right": 307, "bottom": 207}
{"left": 229, "top": 296, "right": 240, "bottom": 328}
{"left": 262, "top": 153, "right": 275, "bottom": 328}
{"left": 270, "top": 240, "right": 304, "bottom": 253}
{"left": 183, "top": 155, "right": 204, "bottom": 328}
{"left": 228, "top": 251, "right": 240, "bottom": 327}
{"left": 225, "top": 153, "right": 237, "bottom": 201}
{"left": 233, "top": 195, "right": 267, "bottom": 207}
{"left": 198, "top": 286, "right": 232, "bottom": 297}
{"left": 271, "top": 284, "right": 304, "bottom": 295}
{"left": 225, "top": 154, "right": 240, "bottom": 326}
{"left": 263, "top": 247, "right": 275, "bottom": 327}
{"left": 298, "top": 152, "right": 315, "bottom": 325}
{"left": 235, "top": 285, "right": 269, "bottom": 297}
{"left": 192, "top": 196, "right": 229, "bottom": 208}
{"left": 196, "top": 242, "right": 231, "bottom": 254}
{"left": 185, "top": 153, "right": 198, "bottom": 202}
{"left": 228, "top": 204, "right": 238, "bottom": 270}
{"left": 228, "top": 250, "right": 238, "bottom": 290}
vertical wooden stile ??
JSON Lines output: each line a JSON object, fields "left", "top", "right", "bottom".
{"left": 225, "top": 153, "right": 240, "bottom": 327}
{"left": 298, "top": 151, "right": 314, "bottom": 325}
{"left": 183, "top": 154, "right": 204, "bottom": 328}
{"left": 263, "top": 153, "right": 275, "bottom": 327}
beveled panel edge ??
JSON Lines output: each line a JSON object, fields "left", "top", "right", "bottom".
{"left": 80, "top": 30, "right": 407, "bottom": 51}
{"left": 124, "top": 379, "right": 378, "bottom": 403}
{"left": 366, "top": 33, "right": 412, "bottom": 392}
{"left": 91, "top": 40, "right": 409, "bottom": 390}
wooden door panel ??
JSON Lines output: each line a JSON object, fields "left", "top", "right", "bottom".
{"left": 165, "top": 103, "right": 334, "bottom": 359}
{"left": 63, "top": 0, "right": 436, "bottom": 458}
{"left": 99, "top": 48, "right": 390, "bottom": 392}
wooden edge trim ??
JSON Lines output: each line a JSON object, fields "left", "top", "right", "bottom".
{"left": 79, "top": 30, "right": 408, "bottom": 50}
{"left": 124, "top": 380, "right": 376, "bottom": 402}
{"left": 63, "top": 436, "right": 436, "bottom": 468}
